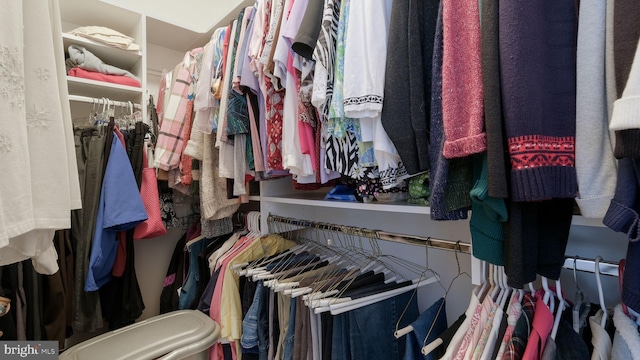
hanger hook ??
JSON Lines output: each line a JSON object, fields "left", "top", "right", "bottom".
{"left": 424, "top": 237, "right": 431, "bottom": 272}
{"left": 454, "top": 241, "right": 462, "bottom": 276}
{"left": 573, "top": 255, "right": 582, "bottom": 294}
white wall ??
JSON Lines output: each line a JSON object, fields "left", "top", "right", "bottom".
{"left": 145, "top": 43, "right": 185, "bottom": 103}
{"left": 101, "top": 0, "right": 247, "bottom": 33}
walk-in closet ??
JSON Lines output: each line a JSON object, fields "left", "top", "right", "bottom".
{"left": 1, "top": 0, "right": 639, "bottom": 359}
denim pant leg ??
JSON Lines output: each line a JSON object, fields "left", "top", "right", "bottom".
{"left": 348, "top": 291, "right": 419, "bottom": 360}
{"left": 331, "top": 313, "right": 350, "bottom": 360}
{"left": 242, "top": 281, "right": 264, "bottom": 351}
{"left": 179, "top": 238, "right": 207, "bottom": 309}
{"left": 257, "top": 286, "right": 271, "bottom": 360}
{"left": 404, "top": 297, "right": 447, "bottom": 360}
{"left": 283, "top": 297, "right": 296, "bottom": 360}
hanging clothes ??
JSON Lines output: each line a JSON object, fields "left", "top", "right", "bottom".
{"left": 0, "top": 0, "right": 80, "bottom": 273}
{"left": 611, "top": 304, "right": 640, "bottom": 360}
{"left": 403, "top": 297, "right": 448, "bottom": 360}
{"left": 589, "top": 310, "right": 613, "bottom": 360}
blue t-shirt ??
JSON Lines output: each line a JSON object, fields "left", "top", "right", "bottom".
{"left": 85, "top": 134, "right": 148, "bottom": 291}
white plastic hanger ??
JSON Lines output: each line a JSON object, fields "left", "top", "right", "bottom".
{"left": 489, "top": 264, "right": 501, "bottom": 302}
{"left": 527, "top": 282, "right": 536, "bottom": 299}
{"left": 541, "top": 276, "right": 555, "bottom": 314}
{"left": 551, "top": 278, "right": 569, "bottom": 340}
{"left": 326, "top": 276, "right": 440, "bottom": 315}
{"left": 595, "top": 256, "right": 608, "bottom": 328}
{"left": 497, "top": 266, "right": 510, "bottom": 310}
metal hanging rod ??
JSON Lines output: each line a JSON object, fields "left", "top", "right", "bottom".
{"left": 267, "top": 214, "right": 471, "bottom": 254}
{"left": 562, "top": 256, "right": 619, "bottom": 277}
{"left": 69, "top": 95, "right": 141, "bottom": 109}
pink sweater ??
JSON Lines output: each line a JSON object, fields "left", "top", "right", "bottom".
{"left": 442, "top": 0, "right": 486, "bottom": 159}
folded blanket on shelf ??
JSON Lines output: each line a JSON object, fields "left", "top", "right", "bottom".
{"left": 69, "top": 25, "right": 140, "bottom": 51}
{"left": 68, "top": 67, "right": 141, "bottom": 88}
{"left": 66, "top": 45, "right": 139, "bottom": 81}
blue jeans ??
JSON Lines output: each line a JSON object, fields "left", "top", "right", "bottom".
{"left": 242, "top": 281, "right": 265, "bottom": 351}
{"left": 404, "top": 297, "right": 447, "bottom": 360}
{"left": 178, "top": 238, "right": 208, "bottom": 309}
{"left": 283, "top": 297, "right": 297, "bottom": 360}
{"left": 332, "top": 290, "right": 419, "bottom": 360}
{"left": 331, "top": 313, "right": 350, "bottom": 360}
{"left": 257, "top": 287, "right": 271, "bottom": 360}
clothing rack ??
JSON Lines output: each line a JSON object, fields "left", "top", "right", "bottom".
{"left": 562, "top": 256, "right": 619, "bottom": 277}
{"left": 69, "top": 94, "right": 142, "bottom": 110}
{"left": 266, "top": 214, "right": 471, "bottom": 254}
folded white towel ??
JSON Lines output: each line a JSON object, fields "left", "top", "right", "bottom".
{"left": 69, "top": 25, "right": 140, "bottom": 51}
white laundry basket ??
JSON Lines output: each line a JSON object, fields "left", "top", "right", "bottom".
{"left": 59, "top": 310, "right": 219, "bottom": 360}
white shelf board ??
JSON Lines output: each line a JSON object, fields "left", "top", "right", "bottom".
{"left": 571, "top": 215, "right": 606, "bottom": 227}
{"left": 67, "top": 76, "right": 142, "bottom": 102}
{"left": 63, "top": 33, "right": 142, "bottom": 71}
{"left": 261, "top": 194, "right": 430, "bottom": 215}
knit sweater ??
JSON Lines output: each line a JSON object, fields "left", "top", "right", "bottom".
{"left": 611, "top": 304, "right": 640, "bottom": 360}
{"left": 610, "top": 0, "right": 640, "bottom": 158}
{"left": 622, "top": 240, "right": 640, "bottom": 314}
{"left": 481, "top": 0, "right": 509, "bottom": 199}
{"left": 201, "top": 132, "right": 240, "bottom": 221}
{"left": 610, "top": 37, "right": 640, "bottom": 133}
{"left": 380, "top": 0, "right": 438, "bottom": 176}
{"left": 504, "top": 198, "right": 573, "bottom": 288}
{"left": 603, "top": 158, "right": 640, "bottom": 242}
{"left": 470, "top": 153, "right": 507, "bottom": 266}
{"left": 499, "top": 0, "right": 578, "bottom": 202}
{"left": 575, "top": 0, "right": 617, "bottom": 218}
{"left": 441, "top": 0, "right": 486, "bottom": 159}
{"left": 429, "top": 0, "right": 468, "bottom": 221}
{"left": 614, "top": 0, "right": 640, "bottom": 98}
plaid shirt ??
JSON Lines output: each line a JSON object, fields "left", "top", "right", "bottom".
{"left": 154, "top": 49, "right": 202, "bottom": 171}
{"left": 503, "top": 294, "right": 536, "bottom": 360}
{"left": 496, "top": 292, "right": 523, "bottom": 359}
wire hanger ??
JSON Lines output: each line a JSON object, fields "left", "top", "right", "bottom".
{"left": 307, "top": 229, "right": 440, "bottom": 315}
{"left": 421, "top": 241, "right": 471, "bottom": 356}
{"left": 595, "top": 256, "right": 608, "bottom": 328}
{"left": 572, "top": 255, "right": 590, "bottom": 333}
{"left": 393, "top": 239, "right": 446, "bottom": 339}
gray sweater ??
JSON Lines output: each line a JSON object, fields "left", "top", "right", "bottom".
{"left": 612, "top": 304, "right": 640, "bottom": 360}
{"left": 66, "top": 45, "right": 138, "bottom": 81}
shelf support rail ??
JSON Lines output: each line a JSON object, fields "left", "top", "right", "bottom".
{"left": 267, "top": 214, "right": 471, "bottom": 254}
{"left": 562, "top": 256, "right": 619, "bottom": 277}
{"left": 69, "top": 94, "right": 142, "bottom": 109}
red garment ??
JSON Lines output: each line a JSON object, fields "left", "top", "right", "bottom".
{"left": 179, "top": 100, "right": 195, "bottom": 185}
{"left": 209, "top": 235, "right": 254, "bottom": 360}
{"left": 112, "top": 128, "right": 129, "bottom": 277}
{"left": 111, "top": 232, "right": 127, "bottom": 277}
{"left": 265, "top": 76, "right": 284, "bottom": 170}
{"left": 521, "top": 296, "right": 554, "bottom": 360}
{"left": 68, "top": 67, "right": 141, "bottom": 88}
{"left": 114, "top": 127, "right": 126, "bottom": 149}
{"left": 441, "top": 0, "right": 486, "bottom": 158}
